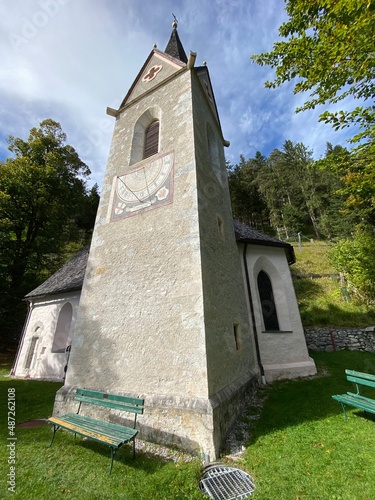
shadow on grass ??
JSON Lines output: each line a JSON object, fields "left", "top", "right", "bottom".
{"left": 356, "top": 411, "right": 375, "bottom": 423}
{"left": 292, "top": 275, "right": 375, "bottom": 326}
{"left": 247, "top": 350, "right": 375, "bottom": 444}
{"left": 303, "top": 302, "right": 375, "bottom": 327}
{"left": 2, "top": 397, "right": 171, "bottom": 477}
{"left": 0, "top": 364, "right": 174, "bottom": 477}
{"left": 0, "top": 377, "right": 62, "bottom": 439}
{"left": 47, "top": 430, "right": 169, "bottom": 474}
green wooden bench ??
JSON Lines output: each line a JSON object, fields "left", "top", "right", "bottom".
{"left": 332, "top": 369, "right": 375, "bottom": 421}
{"left": 48, "top": 388, "right": 144, "bottom": 474}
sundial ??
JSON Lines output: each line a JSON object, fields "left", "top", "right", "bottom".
{"left": 111, "top": 151, "right": 174, "bottom": 221}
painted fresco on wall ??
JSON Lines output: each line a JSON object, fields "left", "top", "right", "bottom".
{"left": 111, "top": 151, "right": 174, "bottom": 221}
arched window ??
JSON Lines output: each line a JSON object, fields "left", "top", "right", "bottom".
{"left": 25, "top": 336, "right": 39, "bottom": 370}
{"left": 51, "top": 303, "right": 73, "bottom": 353}
{"left": 130, "top": 108, "right": 161, "bottom": 165}
{"left": 257, "top": 270, "right": 280, "bottom": 331}
{"left": 144, "top": 120, "right": 159, "bottom": 159}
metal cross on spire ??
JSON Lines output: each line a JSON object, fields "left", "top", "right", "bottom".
{"left": 164, "top": 14, "right": 188, "bottom": 63}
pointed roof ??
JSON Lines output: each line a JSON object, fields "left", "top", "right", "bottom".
{"left": 116, "top": 22, "right": 189, "bottom": 112}
{"left": 164, "top": 21, "right": 188, "bottom": 63}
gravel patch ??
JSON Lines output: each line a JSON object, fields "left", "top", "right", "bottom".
{"left": 222, "top": 383, "right": 267, "bottom": 461}
{"left": 135, "top": 382, "right": 268, "bottom": 464}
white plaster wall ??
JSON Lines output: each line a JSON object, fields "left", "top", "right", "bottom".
{"left": 65, "top": 62, "right": 209, "bottom": 399}
{"left": 59, "top": 61, "right": 222, "bottom": 457}
{"left": 126, "top": 51, "right": 184, "bottom": 104}
{"left": 57, "top": 58, "right": 260, "bottom": 459}
{"left": 244, "top": 244, "right": 316, "bottom": 381}
{"left": 191, "top": 70, "right": 257, "bottom": 397}
{"left": 14, "top": 291, "right": 80, "bottom": 381}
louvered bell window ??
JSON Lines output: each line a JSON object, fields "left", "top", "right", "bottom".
{"left": 144, "top": 120, "right": 159, "bottom": 159}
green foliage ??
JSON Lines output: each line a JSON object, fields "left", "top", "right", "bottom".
{"left": 342, "top": 144, "right": 375, "bottom": 226}
{"left": 252, "top": 0, "right": 375, "bottom": 139}
{"left": 227, "top": 153, "right": 268, "bottom": 229}
{"left": 0, "top": 119, "right": 99, "bottom": 346}
{"left": 76, "top": 183, "right": 100, "bottom": 235}
{"left": 329, "top": 226, "right": 375, "bottom": 303}
{"left": 280, "top": 203, "right": 305, "bottom": 235}
{"left": 318, "top": 141, "right": 375, "bottom": 226}
{"left": 252, "top": 0, "right": 375, "bottom": 227}
{"left": 229, "top": 141, "right": 349, "bottom": 240}
{"left": 291, "top": 241, "right": 375, "bottom": 326}
{"left": 266, "top": 140, "right": 327, "bottom": 239}
{"left": 244, "top": 350, "right": 375, "bottom": 499}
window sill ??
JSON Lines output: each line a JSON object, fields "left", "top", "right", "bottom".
{"left": 262, "top": 330, "right": 293, "bottom": 334}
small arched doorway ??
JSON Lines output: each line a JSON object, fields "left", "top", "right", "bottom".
{"left": 52, "top": 302, "right": 73, "bottom": 353}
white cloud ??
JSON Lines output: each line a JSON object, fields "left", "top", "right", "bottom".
{"left": 0, "top": 0, "right": 359, "bottom": 184}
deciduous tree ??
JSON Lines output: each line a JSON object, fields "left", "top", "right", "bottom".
{"left": 0, "top": 119, "right": 93, "bottom": 346}
{"left": 252, "top": 0, "right": 374, "bottom": 140}
{"left": 252, "top": 0, "right": 375, "bottom": 225}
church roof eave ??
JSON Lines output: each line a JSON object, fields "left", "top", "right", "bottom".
{"left": 25, "top": 245, "right": 90, "bottom": 299}
{"left": 24, "top": 222, "right": 296, "bottom": 302}
{"left": 233, "top": 220, "right": 296, "bottom": 265}
{"left": 194, "top": 65, "right": 230, "bottom": 148}
{"left": 25, "top": 284, "right": 82, "bottom": 301}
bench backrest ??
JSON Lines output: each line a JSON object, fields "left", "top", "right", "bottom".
{"left": 346, "top": 369, "right": 375, "bottom": 390}
{"left": 75, "top": 388, "right": 144, "bottom": 424}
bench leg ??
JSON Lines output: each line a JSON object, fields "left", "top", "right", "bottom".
{"left": 49, "top": 424, "right": 60, "bottom": 447}
{"left": 340, "top": 403, "right": 348, "bottom": 421}
{"left": 109, "top": 448, "right": 116, "bottom": 475}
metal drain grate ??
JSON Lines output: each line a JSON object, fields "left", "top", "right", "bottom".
{"left": 199, "top": 464, "right": 255, "bottom": 499}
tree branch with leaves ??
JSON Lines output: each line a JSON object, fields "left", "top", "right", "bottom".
{"left": 0, "top": 119, "right": 98, "bottom": 346}
{"left": 252, "top": 0, "right": 375, "bottom": 226}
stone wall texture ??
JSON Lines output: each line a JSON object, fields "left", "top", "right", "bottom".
{"left": 57, "top": 55, "right": 259, "bottom": 461}
{"left": 305, "top": 327, "right": 375, "bottom": 353}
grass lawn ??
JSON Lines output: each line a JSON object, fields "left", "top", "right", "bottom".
{"left": 291, "top": 241, "right": 375, "bottom": 327}
{"left": 1, "top": 350, "right": 375, "bottom": 499}
{"left": 242, "top": 350, "right": 375, "bottom": 499}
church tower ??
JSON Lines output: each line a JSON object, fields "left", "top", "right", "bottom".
{"left": 54, "top": 22, "right": 258, "bottom": 460}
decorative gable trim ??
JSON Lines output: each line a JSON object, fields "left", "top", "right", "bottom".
{"left": 119, "top": 49, "right": 186, "bottom": 110}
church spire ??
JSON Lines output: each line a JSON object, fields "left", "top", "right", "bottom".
{"left": 164, "top": 17, "right": 188, "bottom": 63}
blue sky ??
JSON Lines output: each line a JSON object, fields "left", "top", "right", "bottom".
{"left": 0, "top": 0, "right": 355, "bottom": 188}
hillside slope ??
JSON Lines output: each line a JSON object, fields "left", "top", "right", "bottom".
{"left": 290, "top": 241, "right": 375, "bottom": 327}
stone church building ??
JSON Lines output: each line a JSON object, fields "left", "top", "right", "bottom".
{"left": 12, "top": 23, "right": 316, "bottom": 460}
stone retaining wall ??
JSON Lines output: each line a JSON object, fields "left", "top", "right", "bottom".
{"left": 305, "top": 327, "right": 375, "bottom": 353}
